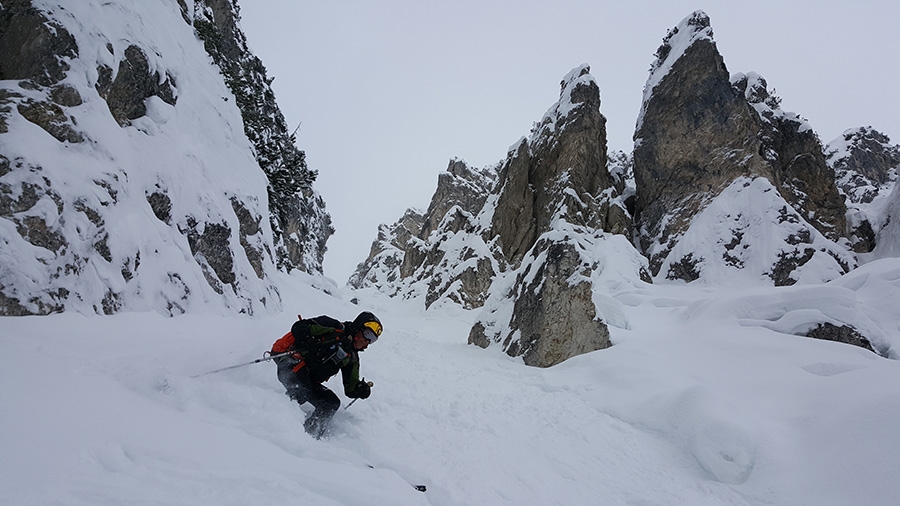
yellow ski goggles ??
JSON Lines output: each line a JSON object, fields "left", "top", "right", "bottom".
{"left": 363, "top": 320, "right": 382, "bottom": 341}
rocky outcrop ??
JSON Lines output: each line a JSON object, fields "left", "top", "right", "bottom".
{"left": 633, "top": 11, "right": 853, "bottom": 285}
{"left": 0, "top": 0, "right": 77, "bottom": 87}
{"left": 349, "top": 159, "right": 497, "bottom": 308}
{"left": 409, "top": 160, "right": 498, "bottom": 309}
{"left": 828, "top": 127, "right": 900, "bottom": 204}
{"left": 468, "top": 234, "right": 613, "bottom": 368}
{"left": 0, "top": 0, "right": 287, "bottom": 315}
{"left": 95, "top": 45, "right": 177, "bottom": 127}
{"left": 491, "top": 65, "right": 620, "bottom": 264}
{"left": 276, "top": 188, "right": 333, "bottom": 273}
{"left": 0, "top": 1, "right": 82, "bottom": 143}
{"left": 351, "top": 11, "right": 891, "bottom": 365}
{"left": 192, "top": 0, "right": 332, "bottom": 274}
{"left": 633, "top": 13, "right": 772, "bottom": 274}
{"left": 353, "top": 65, "right": 646, "bottom": 366}
{"left": 734, "top": 72, "right": 846, "bottom": 241}
{"left": 826, "top": 127, "right": 899, "bottom": 253}
{"left": 349, "top": 208, "right": 425, "bottom": 294}
{"left": 192, "top": 0, "right": 334, "bottom": 274}
{"left": 468, "top": 66, "right": 643, "bottom": 366}
{"left": 805, "top": 323, "right": 875, "bottom": 353}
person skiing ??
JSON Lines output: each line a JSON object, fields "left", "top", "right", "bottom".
{"left": 271, "top": 311, "right": 382, "bottom": 438}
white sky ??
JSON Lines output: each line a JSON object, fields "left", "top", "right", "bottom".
{"left": 237, "top": 0, "right": 900, "bottom": 283}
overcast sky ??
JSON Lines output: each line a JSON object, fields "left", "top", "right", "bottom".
{"left": 237, "top": 0, "right": 900, "bottom": 283}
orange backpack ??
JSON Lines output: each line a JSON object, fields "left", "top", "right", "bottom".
{"left": 271, "top": 331, "right": 295, "bottom": 354}
{"left": 271, "top": 314, "right": 303, "bottom": 354}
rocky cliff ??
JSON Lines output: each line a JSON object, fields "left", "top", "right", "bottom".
{"left": 633, "top": 11, "right": 853, "bottom": 286}
{"left": 0, "top": 0, "right": 330, "bottom": 315}
{"left": 826, "top": 126, "right": 900, "bottom": 253}
{"left": 191, "top": 0, "right": 332, "bottom": 273}
{"left": 351, "top": 11, "right": 898, "bottom": 366}
{"left": 352, "top": 65, "right": 647, "bottom": 366}
{"left": 349, "top": 158, "right": 497, "bottom": 309}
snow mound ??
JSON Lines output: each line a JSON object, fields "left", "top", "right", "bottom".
{"left": 656, "top": 177, "right": 854, "bottom": 286}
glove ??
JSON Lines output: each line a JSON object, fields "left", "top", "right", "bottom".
{"left": 352, "top": 380, "right": 371, "bottom": 399}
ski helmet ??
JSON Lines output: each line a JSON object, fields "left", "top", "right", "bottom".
{"left": 353, "top": 311, "right": 382, "bottom": 342}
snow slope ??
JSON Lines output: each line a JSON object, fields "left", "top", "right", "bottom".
{"left": 4, "top": 262, "right": 900, "bottom": 506}
{"left": 0, "top": 0, "right": 280, "bottom": 316}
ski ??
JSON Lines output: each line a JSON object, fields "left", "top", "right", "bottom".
{"left": 366, "top": 465, "right": 426, "bottom": 492}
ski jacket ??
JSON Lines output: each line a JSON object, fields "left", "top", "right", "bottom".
{"left": 272, "top": 315, "right": 365, "bottom": 397}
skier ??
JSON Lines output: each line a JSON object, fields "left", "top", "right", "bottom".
{"left": 271, "top": 311, "right": 382, "bottom": 438}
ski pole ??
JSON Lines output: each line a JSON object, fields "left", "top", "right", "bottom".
{"left": 345, "top": 380, "right": 374, "bottom": 409}
{"left": 190, "top": 351, "right": 294, "bottom": 378}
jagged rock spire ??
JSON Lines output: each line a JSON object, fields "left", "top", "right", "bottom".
{"left": 633, "top": 11, "right": 853, "bottom": 285}
{"left": 351, "top": 64, "right": 645, "bottom": 366}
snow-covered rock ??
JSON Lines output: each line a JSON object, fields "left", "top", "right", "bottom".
{"left": 0, "top": 0, "right": 326, "bottom": 315}
{"left": 354, "top": 64, "right": 644, "bottom": 366}
{"left": 349, "top": 10, "right": 899, "bottom": 365}
{"left": 633, "top": 11, "right": 852, "bottom": 285}
{"left": 825, "top": 126, "right": 899, "bottom": 253}
{"left": 349, "top": 158, "right": 497, "bottom": 309}
{"left": 191, "top": 0, "right": 332, "bottom": 274}
{"left": 827, "top": 126, "right": 900, "bottom": 205}
{"left": 871, "top": 181, "right": 900, "bottom": 259}
{"left": 733, "top": 71, "right": 847, "bottom": 242}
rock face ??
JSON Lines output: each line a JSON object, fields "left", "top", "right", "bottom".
{"left": 826, "top": 127, "right": 900, "bottom": 253}
{"left": 0, "top": 0, "right": 77, "bottom": 87}
{"left": 349, "top": 158, "right": 497, "bottom": 309}
{"left": 0, "top": 0, "right": 329, "bottom": 315}
{"left": 829, "top": 127, "right": 900, "bottom": 204}
{"left": 350, "top": 11, "right": 899, "bottom": 365}
{"left": 633, "top": 11, "right": 853, "bottom": 286}
{"left": 95, "top": 44, "right": 178, "bottom": 127}
{"left": 353, "top": 65, "right": 646, "bottom": 367}
{"left": 467, "top": 66, "right": 643, "bottom": 367}
{"left": 872, "top": 182, "right": 900, "bottom": 259}
{"left": 192, "top": 0, "right": 332, "bottom": 273}
{"left": 734, "top": 72, "right": 847, "bottom": 241}
{"left": 633, "top": 13, "right": 771, "bottom": 274}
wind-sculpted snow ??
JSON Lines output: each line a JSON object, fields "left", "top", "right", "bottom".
{"left": 680, "top": 258, "right": 900, "bottom": 358}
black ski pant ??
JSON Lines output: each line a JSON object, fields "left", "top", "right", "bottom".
{"left": 276, "top": 363, "right": 340, "bottom": 437}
